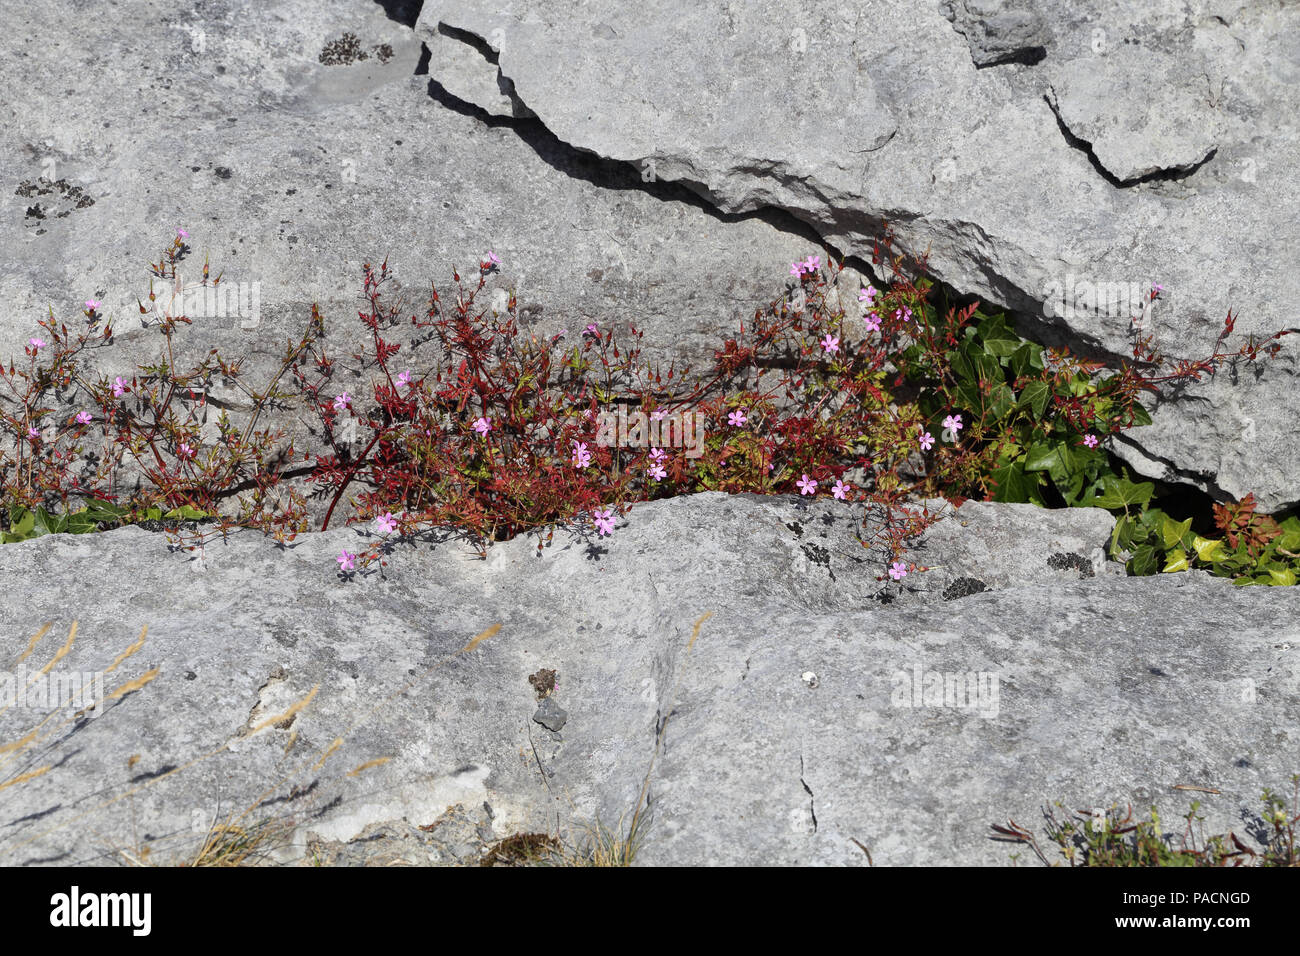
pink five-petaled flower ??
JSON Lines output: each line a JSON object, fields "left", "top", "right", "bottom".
{"left": 178, "top": 442, "right": 195, "bottom": 458}
{"left": 395, "top": 370, "right": 412, "bottom": 388}
{"left": 649, "top": 446, "right": 667, "bottom": 464}
{"left": 863, "top": 312, "right": 881, "bottom": 333}
{"left": 832, "top": 479, "right": 849, "bottom": 500}
{"left": 797, "top": 473, "right": 818, "bottom": 496}
{"left": 919, "top": 430, "right": 934, "bottom": 451}
{"left": 648, "top": 462, "right": 667, "bottom": 481}
{"left": 29, "top": 337, "right": 46, "bottom": 349}
{"left": 790, "top": 260, "right": 806, "bottom": 278}
{"left": 584, "top": 323, "right": 599, "bottom": 336}
{"left": 821, "top": 334, "right": 839, "bottom": 354}
{"left": 593, "top": 508, "right": 616, "bottom": 537}
{"left": 473, "top": 416, "right": 492, "bottom": 436}
{"left": 177, "top": 228, "right": 189, "bottom": 240}
{"left": 1083, "top": 434, "right": 1099, "bottom": 449}
{"left": 112, "top": 376, "right": 129, "bottom": 397}
{"left": 571, "top": 440, "right": 592, "bottom": 468}
{"left": 75, "top": 411, "right": 93, "bottom": 425}
{"left": 889, "top": 561, "right": 908, "bottom": 581}
{"left": 728, "top": 408, "right": 748, "bottom": 427}
{"left": 803, "top": 255, "right": 821, "bottom": 273}
{"left": 894, "top": 306, "right": 913, "bottom": 322}
{"left": 376, "top": 512, "right": 398, "bottom": 534}
{"left": 337, "top": 550, "right": 356, "bottom": 572}
{"left": 26, "top": 426, "right": 39, "bottom": 439}
{"left": 650, "top": 409, "right": 667, "bottom": 422}
{"left": 333, "top": 391, "right": 351, "bottom": 412}
{"left": 942, "top": 414, "right": 964, "bottom": 433}
{"left": 858, "top": 285, "right": 877, "bottom": 304}
{"left": 487, "top": 251, "right": 501, "bottom": 265}
{"left": 1152, "top": 282, "right": 1164, "bottom": 294}
{"left": 85, "top": 299, "right": 101, "bottom": 311}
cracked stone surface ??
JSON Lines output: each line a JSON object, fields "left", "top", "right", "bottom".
{"left": 1, "top": 493, "right": 1296, "bottom": 865}
{"left": 418, "top": 0, "right": 1300, "bottom": 510}
{"left": 1047, "top": 46, "right": 1222, "bottom": 184}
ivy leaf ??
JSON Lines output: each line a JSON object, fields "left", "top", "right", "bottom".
{"left": 1128, "top": 543, "right": 1159, "bottom": 576}
{"left": 1162, "top": 549, "right": 1190, "bottom": 573}
{"left": 988, "top": 382, "right": 1016, "bottom": 421}
{"left": 989, "top": 460, "right": 1036, "bottom": 503}
{"left": 1191, "top": 535, "right": 1226, "bottom": 563}
{"left": 1015, "top": 380, "right": 1051, "bottom": 419}
{"left": 1159, "top": 515, "right": 1194, "bottom": 550}
{"left": 1081, "top": 474, "right": 1154, "bottom": 511}
{"left": 1264, "top": 564, "right": 1297, "bottom": 586}
{"left": 33, "top": 508, "right": 67, "bottom": 537}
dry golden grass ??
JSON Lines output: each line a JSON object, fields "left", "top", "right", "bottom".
{"left": 2, "top": 618, "right": 504, "bottom": 866}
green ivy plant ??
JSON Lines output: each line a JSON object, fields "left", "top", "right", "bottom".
{"left": 1, "top": 501, "right": 211, "bottom": 544}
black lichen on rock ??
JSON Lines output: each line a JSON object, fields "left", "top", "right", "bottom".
{"left": 943, "top": 577, "right": 989, "bottom": 600}
{"left": 1047, "top": 552, "right": 1094, "bottom": 578}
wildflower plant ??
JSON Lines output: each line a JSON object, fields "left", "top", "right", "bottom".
{"left": 0, "top": 230, "right": 1293, "bottom": 587}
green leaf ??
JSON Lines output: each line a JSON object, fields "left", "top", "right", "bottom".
{"left": 1159, "top": 515, "right": 1193, "bottom": 550}
{"left": 1162, "top": 549, "right": 1190, "bottom": 573}
{"left": 1264, "top": 565, "right": 1297, "bottom": 586}
{"left": 1191, "top": 535, "right": 1226, "bottom": 563}
{"left": 164, "top": 505, "right": 209, "bottom": 521}
{"left": 984, "top": 337, "right": 1022, "bottom": 360}
{"left": 989, "top": 460, "right": 1036, "bottom": 503}
{"left": 1082, "top": 475, "right": 1154, "bottom": 511}
{"left": 988, "top": 382, "right": 1016, "bottom": 421}
{"left": 10, "top": 508, "right": 35, "bottom": 539}
{"left": 1015, "top": 380, "right": 1051, "bottom": 419}
{"left": 1128, "top": 403, "right": 1153, "bottom": 427}
{"left": 33, "top": 508, "right": 67, "bottom": 537}
{"left": 1128, "top": 544, "right": 1159, "bottom": 576}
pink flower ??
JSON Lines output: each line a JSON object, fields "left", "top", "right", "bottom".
{"left": 797, "top": 473, "right": 818, "bottom": 495}
{"left": 337, "top": 550, "right": 356, "bottom": 572}
{"left": 1152, "top": 282, "right": 1164, "bottom": 293}
{"left": 728, "top": 409, "right": 748, "bottom": 427}
{"left": 895, "top": 307, "right": 913, "bottom": 322}
{"left": 85, "top": 299, "right": 101, "bottom": 311}
{"left": 571, "top": 441, "right": 592, "bottom": 468}
{"left": 889, "top": 561, "right": 908, "bottom": 580}
{"left": 593, "top": 508, "right": 616, "bottom": 537}
{"left": 178, "top": 442, "right": 195, "bottom": 458}
{"left": 863, "top": 312, "right": 881, "bottom": 333}
{"left": 487, "top": 251, "right": 501, "bottom": 265}
{"left": 821, "top": 334, "right": 839, "bottom": 354}
{"left": 803, "top": 255, "right": 821, "bottom": 273}
{"left": 177, "top": 228, "right": 189, "bottom": 240}
{"left": 858, "top": 286, "right": 877, "bottom": 304}
{"left": 832, "top": 479, "right": 849, "bottom": 500}
{"left": 29, "top": 337, "right": 46, "bottom": 349}
{"left": 26, "top": 426, "right": 39, "bottom": 439}
{"left": 648, "top": 462, "right": 667, "bottom": 480}
{"left": 584, "top": 324, "right": 599, "bottom": 336}
{"left": 375, "top": 512, "right": 398, "bottom": 534}
{"left": 333, "top": 392, "right": 351, "bottom": 412}
{"left": 790, "top": 260, "right": 807, "bottom": 278}
{"left": 395, "top": 370, "right": 412, "bottom": 388}
{"left": 942, "top": 414, "right": 963, "bottom": 433}
{"left": 918, "top": 431, "right": 934, "bottom": 451}
{"left": 75, "top": 411, "right": 93, "bottom": 425}
{"left": 650, "top": 409, "right": 667, "bottom": 422}
{"left": 112, "top": 376, "right": 129, "bottom": 397}
{"left": 473, "top": 416, "right": 492, "bottom": 435}
{"left": 1083, "top": 434, "right": 1099, "bottom": 448}
{"left": 649, "top": 447, "right": 667, "bottom": 464}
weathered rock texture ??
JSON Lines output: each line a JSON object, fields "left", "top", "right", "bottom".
{"left": 1, "top": 494, "right": 1295, "bottom": 866}
{"left": 417, "top": 0, "right": 1300, "bottom": 510}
